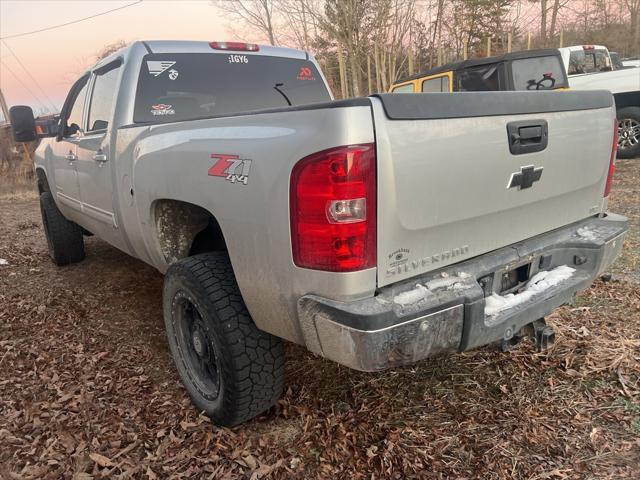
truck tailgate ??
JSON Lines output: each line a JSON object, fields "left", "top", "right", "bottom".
{"left": 373, "top": 91, "right": 616, "bottom": 287}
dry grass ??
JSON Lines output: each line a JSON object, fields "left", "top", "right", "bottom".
{"left": 0, "top": 125, "right": 37, "bottom": 197}
{"left": 0, "top": 160, "right": 638, "bottom": 479}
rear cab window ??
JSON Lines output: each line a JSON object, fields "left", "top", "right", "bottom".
{"left": 569, "top": 48, "right": 611, "bottom": 74}
{"left": 134, "top": 53, "right": 331, "bottom": 124}
{"left": 511, "top": 56, "right": 567, "bottom": 90}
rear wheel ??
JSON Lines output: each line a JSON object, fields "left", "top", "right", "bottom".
{"left": 39, "top": 191, "right": 85, "bottom": 265}
{"left": 163, "top": 252, "right": 285, "bottom": 426}
{"left": 617, "top": 107, "right": 640, "bottom": 159}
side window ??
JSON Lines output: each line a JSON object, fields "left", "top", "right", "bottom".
{"left": 457, "top": 64, "right": 501, "bottom": 91}
{"left": 392, "top": 83, "right": 414, "bottom": 93}
{"left": 87, "top": 63, "right": 121, "bottom": 132}
{"left": 65, "top": 81, "right": 88, "bottom": 137}
{"left": 421, "top": 76, "right": 449, "bottom": 92}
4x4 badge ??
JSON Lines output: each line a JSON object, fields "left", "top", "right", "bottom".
{"left": 507, "top": 165, "right": 543, "bottom": 190}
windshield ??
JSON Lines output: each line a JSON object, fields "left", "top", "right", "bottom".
{"left": 134, "top": 53, "right": 331, "bottom": 123}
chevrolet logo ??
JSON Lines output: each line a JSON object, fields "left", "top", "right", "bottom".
{"left": 507, "top": 165, "right": 543, "bottom": 190}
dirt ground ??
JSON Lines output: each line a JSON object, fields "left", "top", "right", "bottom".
{"left": 1, "top": 161, "right": 639, "bottom": 479}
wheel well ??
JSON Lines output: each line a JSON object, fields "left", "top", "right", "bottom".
{"left": 35, "top": 168, "right": 50, "bottom": 194}
{"left": 613, "top": 92, "right": 639, "bottom": 111}
{"left": 153, "top": 199, "right": 227, "bottom": 264}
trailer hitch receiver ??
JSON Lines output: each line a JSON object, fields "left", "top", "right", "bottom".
{"left": 525, "top": 318, "right": 555, "bottom": 351}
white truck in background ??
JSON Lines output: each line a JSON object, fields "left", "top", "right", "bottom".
{"left": 559, "top": 45, "right": 640, "bottom": 158}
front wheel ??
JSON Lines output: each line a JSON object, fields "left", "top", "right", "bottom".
{"left": 617, "top": 107, "right": 640, "bottom": 159}
{"left": 163, "top": 252, "right": 285, "bottom": 426}
{"left": 39, "top": 191, "right": 85, "bottom": 265}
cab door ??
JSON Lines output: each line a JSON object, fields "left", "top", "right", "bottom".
{"left": 74, "top": 60, "right": 122, "bottom": 243}
{"left": 50, "top": 76, "right": 89, "bottom": 220}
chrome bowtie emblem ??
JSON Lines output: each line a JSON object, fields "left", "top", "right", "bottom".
{"left": 507, "top": 165, "right": 543, "bottom": 190}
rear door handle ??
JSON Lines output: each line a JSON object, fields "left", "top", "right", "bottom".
{"left": 507, "top": 120, "right": 548, "bottom": 155}
{"left": 65, "top": 153, "right": 77, "bottom": 163}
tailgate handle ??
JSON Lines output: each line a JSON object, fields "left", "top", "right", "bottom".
{"left": 507, "top": 120, "right": 548, "bottom": 155}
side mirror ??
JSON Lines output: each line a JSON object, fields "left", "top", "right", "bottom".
{"left": 9, "top": 105, "right": 36, "bottom": 143}
{"left": 67, "top": 123, "right": 80, "bottom": 136}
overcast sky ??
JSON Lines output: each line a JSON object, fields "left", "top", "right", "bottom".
{"left": 0, "top": 0, "right": 248, "bottom": 111}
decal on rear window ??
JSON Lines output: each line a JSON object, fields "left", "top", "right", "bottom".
{"left": 151, "top": 104, "right": 175, "bottom": 116}
{"left": 147, "top": 61, "right": 177, "bottom": 77}
{"left": 297, "top": 67, "right": 315, "bottom": 81}
{"left": 228, "top": 55, "right": 248, "bottom": 64}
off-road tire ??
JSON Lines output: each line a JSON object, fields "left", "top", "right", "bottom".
{"left": 163, "top": 252, "right": 285, "bottom": 426}
{"left": 39, "top": 191, "right": 85, "bottom": 265}
{"left": 617, "top": 106, "right": 640, "bottom": 159}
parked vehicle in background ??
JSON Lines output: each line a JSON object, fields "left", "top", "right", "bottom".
{"left": 567, "top": 68, "right": 640, "bottom": 158}
{"left": 558, "top": 45, "right": 613, "bottom": 76}
{"left": 10, "top": 40, "right": 628, "bottom": 426}
{"left": 622, "top": 58, "right": 640, "bottom": 68}
{"left": 390, "top": 49, "right": 568, "bottom": 93}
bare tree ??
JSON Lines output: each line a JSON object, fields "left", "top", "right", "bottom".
{"left": 95, "top": 40, "right": 128, "bottom": 62}
{"left": 215, "top": 0, "right": 279, "bottom": 45}
{"left": 321, "top": 0, "right": 373, "bottom": 96}
{"left": 279, "top": 0, "right": 323, "bottom": 50}
{"left": 621, "top": 0, "right": 640, "bottom": 49}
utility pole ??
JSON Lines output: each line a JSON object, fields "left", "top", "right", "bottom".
{"left": 527, "top": 32, "right": 532, "bottom": 50}
{"left": 337, "top": 50, "right": 347, "bottom": 99}
{"left": 487, "top": 37, "right": 492, "bottom": 57}
{"left": 507, "top": 32, "right": 512, "bottom": 53}
{"left": 408, "top": 49, "right": 414, "bottom": 76}
{"left": 0, "top": 88, "right": 9, "bottom": 125}
{"left": 367, "top": 55, "right": 372, "bottom": 95}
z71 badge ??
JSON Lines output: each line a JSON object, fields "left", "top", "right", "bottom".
{"left": 208, "top": 153, "right": 252, "bottom": 185}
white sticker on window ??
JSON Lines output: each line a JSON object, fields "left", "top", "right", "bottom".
{"left": 151, "top": 104, "right": 175, "bottom": 116}
{"left": 147, "top": 61, "right": 176, "bottom": 77}
{"left": 228, "top": 55, "right": 248, "bottom": 64}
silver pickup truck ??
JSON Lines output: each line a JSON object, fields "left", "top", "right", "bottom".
{"left": 10, "top": 40, "right": 628, "bottom": 426}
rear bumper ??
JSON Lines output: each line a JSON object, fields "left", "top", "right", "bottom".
{"left": 298, "top": 214, "right": 628, "bottom": 371}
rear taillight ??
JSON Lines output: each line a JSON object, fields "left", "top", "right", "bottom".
{"left": 604, "top": 118, "right": 618, "bottom": 197}
{"left": 290, "top": 144, "right": 376, "bottom": 272}
{"left": 209, "top": 41, "right": 259, "bottom": 52}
